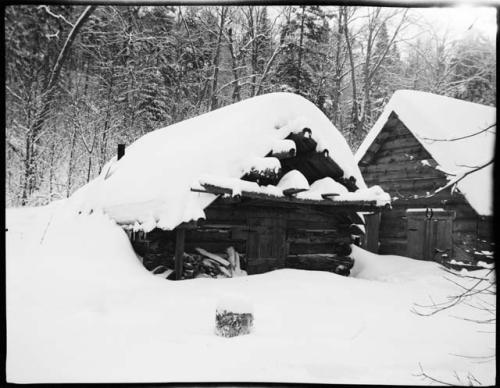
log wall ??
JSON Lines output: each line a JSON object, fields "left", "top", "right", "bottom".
{"left": 129, "top": 199, "right": 359, "bottom": 275}
{"left": 359, "top": 113, "right": 493, "bottom": 262}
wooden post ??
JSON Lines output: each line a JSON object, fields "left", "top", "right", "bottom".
{"left": 117, "top": 143, "right": 125, "bottom": 160}
{"left": 174, "top": 228, "right": 186, "bottom": 280}
{"left": 364, "top": 212, "right": 381, "bottom": 253}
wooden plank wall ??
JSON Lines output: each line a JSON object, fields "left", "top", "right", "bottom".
{"left": 359, "top": 115, "right": 492, "bottom": 261}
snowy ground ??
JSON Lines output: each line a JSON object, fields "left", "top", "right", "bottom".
{"left": 6, "top": 202, "right": 496, "bottom": 384}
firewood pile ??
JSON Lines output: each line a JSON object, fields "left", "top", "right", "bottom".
{"left": 146, "top": 246, "right": 247, "bottom": 280}
{"left": 190, "top": 247, "right": 247, "bottom": 279}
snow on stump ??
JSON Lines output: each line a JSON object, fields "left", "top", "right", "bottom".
{"left": 215, "top": 298, "right": 254, "bottom": 338}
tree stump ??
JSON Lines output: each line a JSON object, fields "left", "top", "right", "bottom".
{"left": 215, "top": 298, "right": 254, "bottom": 338}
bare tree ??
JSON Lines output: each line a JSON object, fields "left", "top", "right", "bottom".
{"left": 21, "top": 6, "right": 96, "bottom": 204}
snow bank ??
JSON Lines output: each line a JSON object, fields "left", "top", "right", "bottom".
{"left": 355, "top": 90, "right": 495, "bottom": 216}
{"left": 73, "top": 93, "right": 369, "bottom": 231}
{"left": 6, "top": 206, "right": 495, "bottom": 384}
{"left": 350, "top": 245, "right": 443, "bottom": 283}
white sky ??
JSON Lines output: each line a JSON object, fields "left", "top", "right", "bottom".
{"left": 267, "top": 5, "right": 496, "bottom": 43}
{"left": 412, "top": 6, "right": 497, "bottom": 40}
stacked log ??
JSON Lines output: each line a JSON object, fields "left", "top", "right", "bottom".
{"left": 143, "top": 247, "right": 248, "bottom": 280}
{"left": 286, "top": 253, "right": 354, "bottom": 276}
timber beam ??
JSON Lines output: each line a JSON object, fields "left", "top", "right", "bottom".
{"left": 191, "top": 183, "right": 387, "bottom": 211}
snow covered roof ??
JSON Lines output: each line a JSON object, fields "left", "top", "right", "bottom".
{"left": 355, "top": 90, "right": 495, "bottom": 216}
{"left": 72, "top": 93, "right": 389, "bottom": 231}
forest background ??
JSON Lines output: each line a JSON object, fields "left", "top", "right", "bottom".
{"left": 4, "top": 5, "right": 496, "bottom": 206}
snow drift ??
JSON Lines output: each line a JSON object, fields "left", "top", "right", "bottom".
{"left": 6, "top": 205, "right": 495, "bottom": 384}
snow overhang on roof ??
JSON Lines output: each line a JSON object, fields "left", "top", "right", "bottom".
{"left": 355, "top": 90, "right": 495, "bottom": 217}
{"left": 70, "top": 92, "right": 390, "bottom": 231}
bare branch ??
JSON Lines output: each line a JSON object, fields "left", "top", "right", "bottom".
{"left": 433, "top": 159, "right": 493, "bottom": 196}
{"left": 419, "top": 123, "right": 496, "bottom": 142}
{"left": 38, "top": 5, "right": 74, "bottom": 28}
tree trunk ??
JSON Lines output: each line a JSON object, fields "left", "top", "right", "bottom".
{"left": 48, "top": 140, "right": 55, "bottom": 198}
{"left": 227, "top": 27, "right": 241, "bottom": 102}
{"left": 248, "top": 7, "right": 257, "bottom": 97}
{"left": 210, "top": 7, "right": 227, "bottom": 111}
{"left": 22, "top": 5, "right": 96, "bottom": 204}
{"left": 296, "top": 6, "right": 306, "bottom": 92}
{"left": 99, "top": 71, "right": 114, "bottom": 173}
{"left": 87, "top": 156, "right": 92, "bottom": 183}
{"left": 342, "top": 7, "right": 359, "bottom": 133}
{"left": 66, "top": 128, "right": 77, "bottom": 198}
{"left": 331, "top": 8, "right": 343, "bottom": 129}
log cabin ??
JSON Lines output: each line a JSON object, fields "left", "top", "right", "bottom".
{"left": 75, "top": 93, "right": 391, "bottom": 280}
{"left": 355, "top": 90, "right": 495, "bottom": 267}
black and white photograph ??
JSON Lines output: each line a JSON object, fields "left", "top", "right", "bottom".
{"left": 4, "top": 0, "right": 497, "bottom": 384}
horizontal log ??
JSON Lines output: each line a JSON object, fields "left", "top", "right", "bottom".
{"left": 367, "top": 176, "right": 447, "bottom": 188}
{"left": 361, "top": 161, "right": 442, "bottom": 175}
{"left": 286, "top": 130, "right": 317, "bottom": 154}
{"left": 246, "top": 257, "right": 283, "bottom": 274}
{"left": 289, "top": 242, "right": 336, "bottom": 255}
{"left": 378, "top": 135, "right": 420, "bottom": 151}
{"left": 364, "top": 167, "right": 445, "bottom": 183}
{"left": 288, "top": 234, "right": 345, "bottom": 245}
{"left": 321, "top": 193, "right": 340, "bottom": 199}
{"left": 185, "top": 241, "right": 246, "bottom": 254}
{"left": 186, "top": 229, "right": 232, "bottom": 241}
{"left": 390, "top": 193, "right": 468, "bottom": 207}
{"left": 283, "top": 188, "right": 308, "bottom": 196}
{"left": 388, "top": 120, "right": 412, "bottom": 137}
{"left": 281, "top": 149, "right": 345, "bottom": 183}
{"left": 289, "top": 239, "right": 352, "bottom": 255}
{"left": 287, "top": 219, "right": 346, "bottom": 230}
{"left": 194, "top": 184, "right": 384, "bottom": 210}
{"left": 287, "top": 228, "right": 343, "bottom": 239}
{"left": 286, "top": 254, "right": 354, "bottom": 272}
{"left": 267, "top": 148, "right": 296, "bottom": 160}
{"left": 359, "top": 132, "right": 390, "bottom": 165}
{"left": 373, "top": 150, "right": 430, "bottom": 165}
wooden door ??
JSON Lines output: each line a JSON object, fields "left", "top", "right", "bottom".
{"left": 406, "top": 209, "right": 454, "bottom": 261}
{"left": 246, "top": 216, "right": 287, "bottom": 274}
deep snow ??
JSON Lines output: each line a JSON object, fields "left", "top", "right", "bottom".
{"left": 6, "top": 203, "right": 496, "bottom": 384}
{"left": 72, "top": 93, "right": 382, "bottom": 232}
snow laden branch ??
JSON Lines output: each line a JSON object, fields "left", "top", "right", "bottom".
{"left": 419, "top": 123, "right": 496, "bottom": 142}
{"left": 432, "top": 158, "right": 493, "bottom": 197}
{"left": 46, "top": 6, "right": 96, "bottom": 95}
